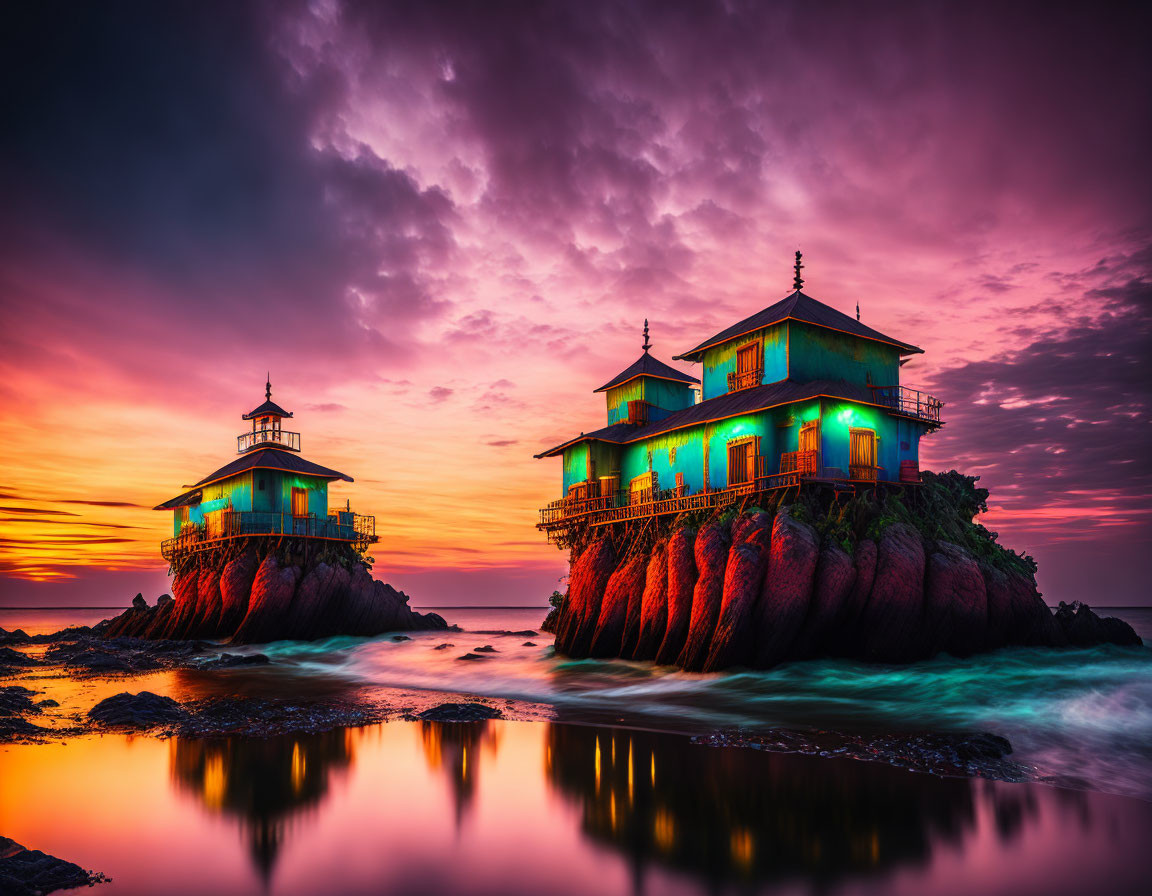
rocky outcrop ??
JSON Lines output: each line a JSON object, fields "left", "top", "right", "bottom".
{"left": 100, "top": 550, "right": 447, "bottom": 645}
{"left": 548, "top": 508, "right": 1142, "bottom": 670}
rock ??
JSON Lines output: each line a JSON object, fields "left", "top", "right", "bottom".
{"left": 678, "top": 521, "right": 732, "bottom": 670}
{"left": 456, "top": 653, "right": 488, "bottom": 661}
{"left": 88, "top": 691, "right": 186, "bottom": 728}
{"left": 188, "top": 567, "right": 223, "bottom": 638}
{"left": 541, "top": 606, "right": 561, "bottom": 634}
{"left": 36, "top": 699, "right": 59, "bottom": 708}
{"left": 433, "top": 643, "right": 454, "bottom": 650}
{"left": 981, "top": 563, "right": 1013, "bottom": 650}
{"left": 416, "top": 702, "right": 502, "bottom": 722}
{"left": 0, "top": 836, "right": 104, "bottom": 896}
{"left": 216, "top": 549, "right": 260, "bottom": 636}
{"left": 1006, "top": 574, "right": 1064, "bottom": 647}
{"left": 132, "top": 593, "right": 147, "bottom": 610}
{"left": 704, "top": 527, "right": 770, "bottom": 671}
{"left": 522, "top": 641, "right": 537, "bottom": 647}
{"left": 0, "top": 646, "right": 37, "bottom": 667}
{"left": 619, "top": 556, "right": 648, "bottom": 658}
{"left": 141, "top": 595, "right": 176, "bottom": 639}
{"left": 752, "top": 511, "right": 819, "bottom": 668}
{"left": 589, "top": 554, "right": 646, "bottom": 659}
{"left": 156, "top": 593, "right": 173, "bottom": 608}
{"left": 391, "top": 635, "right": 411, "bottom": 642}
{"left": 631, "top": 541, "right": 669, "bottom": 661}
{"left": 473, "top": 645, "right": 497, "bottom": 652}
{"left": 1055, "top": 601, "right": 1142, "bottom": 647}
{"left": 924, "top": 542, "right": 988, "bottom": 656}
{"left": 792, "top": 541, "right": 856, "bottom": 660}
{"left": 556, "top": 538, "right": 616, "bottom": 657}
{"left": 230, "top": 555, "right": 302, "bottom": 644}
{"left": 730, "top": 511, "right": 771, "bottom": 547}
{"left": 857, "top": 523, "right": 927, "bottom": 662}
{"left": 200, "top": 653, "right": 270, "bottom": 669}
{"left": 159, "top": 570, "right": 201, "bottom": 639}
{"left": 415, "top": 611, "right": 449, "bottom": 631}
{"left": 0, "top": 627, "right": 31, "bottom": 646}
{"left": 655, "top": 527, "right": 697, "bottom": 665}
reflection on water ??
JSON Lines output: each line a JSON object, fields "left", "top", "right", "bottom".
{"left": 0, "top": 721, "right": 1107, "bottom": 894}
{"left": 169, "top": 731, "right": 354, "bottom": 878}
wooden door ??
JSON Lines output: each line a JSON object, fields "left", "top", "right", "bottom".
{"left": 291, "top": 487, "right": 308, "bottom": 517}
{"left": 734, "top": 342, "right": 761, "bottom": 390}
{"left": 797, "top": 420, "right": 819, "bottom": 475}
{"left": 849, "top": 428, "right": 877, "bottom": 480}
{"left": 727, "top": 437, "right": 758, "bottom": 486}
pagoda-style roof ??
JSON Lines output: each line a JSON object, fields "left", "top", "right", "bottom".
{"left": 674, "top": 290, "right": 922, "bottom": 362}
{"left": 242, "top": 399, "right": 293, "bottom": 420}
{"left": 536, "top": 377, "right": 888, "bottom": 457}
{"left": 594, "top": 352, "right": 700, "bottom": 393}
{"left": 153, "top": 448, "right": 352, "bottom": 510}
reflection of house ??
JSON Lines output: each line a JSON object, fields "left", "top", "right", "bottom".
{"left": 543, "top": 723, "right": 995, "bottom": 890}
{"left": 155, "top": 378, "right": 377, "bottom": 564}
{"left": 537, "top": 254, "right": 942, "bottom": 540}
{"left": 419, "top": 720, "right": 498, "bottom": 828}
{"left": 169, "top": 730, "right": 354, "bottom": 880}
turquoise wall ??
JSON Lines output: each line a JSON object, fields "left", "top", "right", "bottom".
{"left": 700, "top": 322, "right": 788, "bottom": 399}
{"left": 562, "top": 442, "right": 590, "bottom": 493}
{"left": 174, "top": 470, "right": 330, "bottom": 535}
{"left": 787, "top": 322, "right": 901, "bottom": 387}
{"left": 605, "top": 376, "right": 695, "bottom": 424}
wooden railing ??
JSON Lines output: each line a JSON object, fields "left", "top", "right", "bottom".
{"left": 161, "top": 510, "right": 377, "bottom": 560}
{"left": 538, "top": 471, "right": 801, "bottom": 531}
{"left": 869, "top": 385, "right": 943, "bottom": 425}
{"left": 849, "top": 464, "right": 879, "bottom": 482}
{"left": 237, "top": 429, "right": 301, "bottom": 453}
{"left": 780, "top": 450, "right": 818, "bottom": 476}
{"left": 727, "top": 368, "right": 763, "bottom": 392}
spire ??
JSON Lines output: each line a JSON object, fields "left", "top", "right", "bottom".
{"left": 265, "top": 372, "right": 272, "bottom": 401}
{"left": 792, "top": 250, "right": 804, "bottom": 291}
{"left": 642, "top": 319, "right": 651, "bottom": 353}
{"left": 856, "top": 301, "right": 860, "bottom": 322}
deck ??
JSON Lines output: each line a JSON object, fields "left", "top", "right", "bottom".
{"left": 161, "top": 510, "right": 377, "bottom": 561}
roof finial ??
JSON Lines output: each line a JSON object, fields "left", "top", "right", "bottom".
{"left": 793, "top": 249, "right": 804, "bottom": 292}
{"left": 856, "top": 300, "right": 860, "bottom": 322}
{"left": 266, "top": 372, "right": 271, "bottom": 401}
{"left": 642, "top": 319, "right": 651, "bottom": 353}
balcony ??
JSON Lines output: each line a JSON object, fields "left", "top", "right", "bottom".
{"left": 161, "top": 510, "right": 376, "bottom": 561}
{"left": 237, "top": 428, "right": 301, "bottom": 453}
{"left": 779, "top": 450, "right": 818, "bottom": 477}
{"left": 849, "top": 464, "right": 878, "bottom": 482}
{"left": 869, "top": 385, "right": 943, "bottom": 426}
{"left": 727, "top": 368, "right": 763, "bottom": 392}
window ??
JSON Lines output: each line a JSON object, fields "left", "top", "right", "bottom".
{"left": 798, "top": 420, "right": 819, "bottom": 454}
{"left": 669, "top": 446, "right": 677, "bottom": 464}
{"left": 629, "top": 471, "right": 657, "bottom": 505}
{"left": 258, "top": 478, "right": 266, "bottom": 491}
{"left": 729, "top": 341, "right": 763, "bottom": 391}
{"left": 726, "top": 436, "right": 759, "bottom": 486}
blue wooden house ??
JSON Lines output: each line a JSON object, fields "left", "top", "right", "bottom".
{"left": 536, "top": 256, "right": 942, "bottom": 536}
{"left": 155, "top": 380, "right": 377, "bottom": 562}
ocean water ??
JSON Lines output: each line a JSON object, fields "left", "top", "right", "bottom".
{"left": 3, "top": 605, "right": 1152, "bottom": 895}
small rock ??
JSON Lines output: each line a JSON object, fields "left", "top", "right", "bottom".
{"left": 0, "top": 646, "right": 37, "bottom": 667}
{"left": 522, "top": 641, "right": 538, "bottom": 647}
{"left": 432, "top": 643, "right": 454, "bottom": 650}
{"left": 131, "top": 593, "right": 148, "bottom": 610}
{"left": 200, "top": 653, "right": 270, "bottom": 669}
{"left": 416, "top": 703, "right": 503, "bottom": 722}
{"left": 390, "top": 635, "right": 412, "bottom": 642}
{"left": 456, "top": 653, "right": 487, "bottom": 661}
{"left": 36, "top": 699, "right": 59, "bottom": 708}
{"left": 0, "top": 836, "right": 106, "bottom": 895}
{"left": 88, "top": 692, "right": 186, "bottom": 728}
{"left": 473, "top": 645, "right": 497, "bottom": 653}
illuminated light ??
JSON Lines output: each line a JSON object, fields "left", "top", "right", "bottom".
{"left": 202, "top": 753, "right": 226, "bottom": 809}
{"left": 650, "top": 751, "right": 655, "bottom": 786}
{"left": 595, "top": 737, "right": 601, "bottom": 793}
{"left": 730, "top": 827, "right": 754, "bottom": 868}
{"left": 290, "top": 742, "right": 306, "bottom": 794}
{"left": 871, "top": 830, "right": 879, "bottom": 862}
{"left": 462, "top": 746, "right": 468, "bottom": 780}
{"left": 610, "top": 791, "right": 617, "bottom": 830}
{"left": 611, "top": 735, "right": 616, "bottom": 766}
{"left": 653, "top": 808, "right": 676, "bottom": 850}
{"left": 627, "top": 739, "right": 634, "bottom": 804}
{"left": 837, "top": 407, "right": 856, "bottom": 425}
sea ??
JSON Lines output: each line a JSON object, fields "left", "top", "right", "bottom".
{"left": 2, "top": 604, "right": 1151, "bottom": 895}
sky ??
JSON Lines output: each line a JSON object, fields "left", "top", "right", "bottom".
{"left": 0, "top": 0, "right": 1149, "bottom": 608}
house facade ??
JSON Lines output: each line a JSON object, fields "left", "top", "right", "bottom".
{"left": 155, "top": 380, "right": 377, "bottom": 562}
{"left": 536, "top": 267, "right": 942, "bottom": 536}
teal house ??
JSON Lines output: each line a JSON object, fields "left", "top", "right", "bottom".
{"left": 155, "top": 380, "right": 377, "bottom": 563}
{"left": 537, "top": 255, "right": 943, "bottom": 535}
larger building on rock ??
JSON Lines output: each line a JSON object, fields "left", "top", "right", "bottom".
{"left": 536, "top": 255, "right": 943, "bottom": 542}
{"left": 155, "top": 378, "right": 378, "bottom": 566}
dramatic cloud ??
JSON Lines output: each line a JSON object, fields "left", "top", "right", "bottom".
{"left": 0, "top": 0, "right": 1149, "bottom": 604}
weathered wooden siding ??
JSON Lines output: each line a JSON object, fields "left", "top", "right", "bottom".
{"left": 787, "top": 322, "right": 900, "bottom": 387}
{"left": 562, "top": 442, "right": 590, "bottom": 493}
{"left": 605, "top": 377, "right": 695, "bottom": 424}
{"left": 700, "top": 322, "right": 788, "bottom": 399}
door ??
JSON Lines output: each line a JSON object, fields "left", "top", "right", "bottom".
{"left": 734, "top": 342, "right": 761, "bottom": 390}
{"left": 849, "top": 428, "right": 877, "bottom": 480}
{"left": 291, "top": 487, "right": 309, "bottom": 533}
{"left": 797, "top": 420, "right": 819, "bottom": 475}
{"left": 727, "top": 437, "right": 759, "bottom": 486}
{"left": 629, "top": 472, "right": 656, "bottom": 505}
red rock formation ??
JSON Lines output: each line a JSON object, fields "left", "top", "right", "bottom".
{"left": 793, "top": 542, "right": 856, "bottom": 660}
{"left": 925, "top": 542, "right": 987, "bottom": 656}
{"left": 677, "top": 522, "right": 731, "bottom": 670}
{"left": 231, "top": 555, "right": 302, "bottom": 644}
{"left": 632, "top": 541, "right": 669, "bottom": 660}
{"left": 857, "top": 523, "right": 927, "bottom": 662}
{"left": 287, "top": 562, "right": 352, "bottom": 639}
{"left": 655, "top": 527, "right": 697, "bottom": 665}
{"left": 141, "top": 596, "right": 176, "bottom": 639}
{"left": 703, "top": 526, "right": 770, "bottom": 671}
{"left": 1006, "top": 574, "right": 1065, "bottom": 647}
{"left": 619, "top": 551, "right": 649, "bottom": 658}
{"left": 216, "top": 550, "right": 259, "bottom": 637}
{"left": 160, "top": 571, "right": 202, "bottom": 639}
{"left": 186, "top": 567, "right": 223, "bottom": 639}
{"left": 590, "top": 554, "right": 647, "bottom": 658}
{"left": 752, "top": 512, "right": 819, "bottom": 668}
{"left": 556, "top": 538, "right": 617, "bottom": 657}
